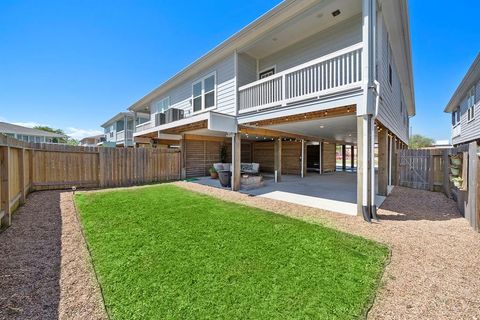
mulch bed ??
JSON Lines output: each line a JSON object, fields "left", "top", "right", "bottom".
{"left": 0, "top": 191, "right": 107, "bottom": 320}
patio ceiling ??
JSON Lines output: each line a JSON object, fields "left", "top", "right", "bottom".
{"left": 240, "top": 0, "right": 361, "bottom": 59}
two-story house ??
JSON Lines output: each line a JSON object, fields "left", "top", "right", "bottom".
{"left": 129, "top": 0, "right": 415, "bottom": 219}
{"left": 0, "top": 122, "right": 67, "bottom": 143}
{"left": 445, "top": 53, "right": 480, "bottom": 146}
{"left": 100, "top": 112, "right": 150, "bottom": 147}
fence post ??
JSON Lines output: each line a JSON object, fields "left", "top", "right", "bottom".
{"left": 1, "top": 146, "right": 11, "bottom": 226}
{"left": 98, "top": 148, "right": 105, "bottom": 188}
{"left": 442, "top": 150, "right": 451, "bottom": 198}
{"left": 19, "top": 148, "right": 26, "bottom": 205}
{"left": 467, "top": 142, "right": 478, "bottom": 230}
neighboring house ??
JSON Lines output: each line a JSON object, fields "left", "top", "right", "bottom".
{"left": 444, "top": 53, "right": 480, "bottom": 146}
{"left": 128, "top": 0, "right": 415, "bottom": 218}
{"left": 79, "top": 134, "right": 105, "bottom": 147}
{"left": 100, "top": 112, "right": 150, "bottom": 147}
{"left": 0, "top": 122, "right": 66, "bottom": 143}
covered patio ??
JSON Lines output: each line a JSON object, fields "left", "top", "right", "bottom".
{"left": 192, "top": 171, "right": 385, "bottom": 216}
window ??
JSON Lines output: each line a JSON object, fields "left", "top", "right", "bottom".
{"left": 116, "top": 120, "right": 125, "bottom": 132}
{"left": 127, "top": 119, "right": 134, "bottom": 131}
{"left": 259, "top": 67, "right": 275, "bottom": 79}
{"left": 136, "top": 116, "right": 149, "bottom": 126}
{"left": 192, "top": 73, "right": 216, "bottom": 113}
{"left": 154, "top": 97, "right": 170, "bottom": 114}
{"left": 467, "top": 86, "right": 476, "bottom": 122}
{"left": 452, "top": 106, "right": 461, "bottom": 126}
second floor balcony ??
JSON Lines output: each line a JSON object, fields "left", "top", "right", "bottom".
{"left": 239, "top": 43, "right": 362, "bottom": 114}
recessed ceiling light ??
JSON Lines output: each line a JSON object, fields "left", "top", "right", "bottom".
{"left": 332, "top": 9, "right": 341, "bottom": 17}
{"left": 320, "top": 125, "right": 325, "bottom": 129}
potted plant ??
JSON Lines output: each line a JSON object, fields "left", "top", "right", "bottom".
{"left": 209, "top": 167, "right": 218, "bottom": 179}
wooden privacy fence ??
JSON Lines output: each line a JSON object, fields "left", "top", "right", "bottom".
{"left": 397, "top": 142, "right": 479, "bottom": 232}
{"left": 0, "top": 135, "right": 180, "bottom": 227}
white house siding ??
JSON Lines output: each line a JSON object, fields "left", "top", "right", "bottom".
{"left": 452, "top": 79, "right": 480, "bottom": 145}
{"left": 375, "top": 14, "right": 409, "bottom": 143}
{"left": 258, "top": 15, "right": 362, "bottom": 73}
{"left": 149, "top": 54, "right": 236, "bottom": 121}
{"left": 237, "top": 52, "right": 257, "bottom": 87}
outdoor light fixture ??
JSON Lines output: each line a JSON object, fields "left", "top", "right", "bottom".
{"left": 320, "top": 125, "right": 325, "bottom": 128}
{"left": 332, "top": 9, "right": 341, "bottom": 17}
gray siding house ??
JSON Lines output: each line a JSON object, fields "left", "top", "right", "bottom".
{"left": 445, "top": 53, "right": 480, "bottom": 146}
{"left": 100, "top": 112, "right": 149, "bottom": 147}
{"left": 0, "top": 122, "right": 66, "bottom": 143}
{"left": 126, "top": 0, "right": 414, "bottom": 219}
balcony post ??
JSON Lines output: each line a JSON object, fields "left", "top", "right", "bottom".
{"left": 232, "top": 133, "right": 241, "bottom": 191}
{"left": 274, "top": 137, "right": 282, "bottom": 182}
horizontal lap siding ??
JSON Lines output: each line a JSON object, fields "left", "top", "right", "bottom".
{"left": 453, "top": 79, "right": 480, "bottom": 145}
{"left": 150, "top": 54, "right": 236, "bottom": 122}
{"left": 258, "top": 15, "right": 361, "bottom": 73}
{"left": 376, "top": 15, "right": 409, "bottom": 143}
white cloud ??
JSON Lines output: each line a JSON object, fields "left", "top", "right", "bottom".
{"left": 65, "top": 127, "right": 103, "bottom": 140}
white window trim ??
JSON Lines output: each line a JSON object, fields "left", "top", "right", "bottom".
{"left": 258, "top": 65, "right": 276, "bottom": 80}
{"left": 153, "top": 96, "right": 171, "bottom": 114}
{"left": 191, "top": 71, "right": 217, "bottom": 115}
{"left": 467, "top": 87, "right": 476, "bottom": 122}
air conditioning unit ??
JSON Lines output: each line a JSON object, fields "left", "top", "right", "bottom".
{"left": 165, "top": 108, "right": 184, "bottom": 123}
{"left": 155, "top": 113, "right": 166, "bottom": 126}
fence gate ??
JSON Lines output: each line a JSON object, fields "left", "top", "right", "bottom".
{"left": 397, "top": 149, "right": 432, "bottom": 190}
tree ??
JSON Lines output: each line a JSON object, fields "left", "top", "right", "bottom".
{"left": 409, "top": 134, "right": 435, "bottom": 149}
{"left": 34, "top": 125, "right": 74, "bottom": 144}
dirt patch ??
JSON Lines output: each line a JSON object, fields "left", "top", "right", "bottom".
{"left": 174, "top": 181, "right": 480, "bottom": 320}
{"left": 0, "top": 191, "right": 107, "bottom": 320}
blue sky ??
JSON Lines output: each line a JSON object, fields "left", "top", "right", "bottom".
{"left": 0, "top": 0, "right": 478, "bottom": 140}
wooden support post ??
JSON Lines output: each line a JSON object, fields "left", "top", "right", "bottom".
{"left": 391, "top": 138, "right": 398, "bottom": 185}
{"left": 274, "top": 138, "right": 282, "bottom": 182}
{"left": 179, "top": 137, "right": 186, "bottom": 179}
{"left": 342, "top": 145, "right": 347, "bottom": 171}
{"left": 19, "top": 148, "right": 26, "bottom": 205}
{"left": 301, "top": 139, "right": 306, "bottom": 178}
{"left": 377, "top": 128, "right": 388, "bottom": 196}
{"left": 232, "top": 133, "right": 241, "bottom": 191}
{"left": 350, "top": 145, "right": 355, "bottom": 169}
{"left": 319, "top": 141, "right": 323, "bottom": 174}
{"left": 1, "top": 146, "right": 11, "bottom": 226}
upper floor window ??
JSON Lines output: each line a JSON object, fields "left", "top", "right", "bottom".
{"left": 116, "top": 120, "right": 125, "bottom": 132}
{"left": 259, "top": 66, "right": 275, "bottom": 79}
{"left": 192, "top": 73, "right": 216, "bottom": 113}
{"left": 135, "top": 116, "right": 149, "bottom": 126}
{"left": 467, "top": 86, "right": 476, "bottom": 122}
{"left": 154, "top": 97, "right": 170, "bottom": 114}
{"left": 452, "top": 106, "right": 461, "bottom": 126}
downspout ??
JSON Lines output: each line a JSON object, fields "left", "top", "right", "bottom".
{"left": 361, "top": 0, "right": 380, "bottom": 222}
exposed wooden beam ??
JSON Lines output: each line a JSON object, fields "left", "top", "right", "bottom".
{"left": 184, "top": 134, "right": 226, "bottom": 142}
{"left": 238, "top": 126, "right": 318, "bottom": 142}
{"left": 244, "top": 105, "right": 356, "bottom": 127}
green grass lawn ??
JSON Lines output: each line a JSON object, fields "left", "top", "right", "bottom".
{"left": 75, "top": 185, "right": 388, "bottom": 320}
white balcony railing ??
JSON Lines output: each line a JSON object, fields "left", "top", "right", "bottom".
{"left": 239, "top": 43, "right": 363, "bottom": 113}
{"left": 116, "top": 130, "right": 133, "bottom": 142}
{"left": 136, "top": 121, "right": 153, "bottom": 133}
{"left": 452, "top": 124, "right": 461, "bottom": 138}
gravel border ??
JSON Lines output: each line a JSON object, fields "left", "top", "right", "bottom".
{"left": 173, "top": 181, "right": 480, "bottom": 320}
{"left": 2, "top": 184, "right": 480, "bottom": 319}
{"left": 0, "top": 191, "right": 107, "bottom": 320}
